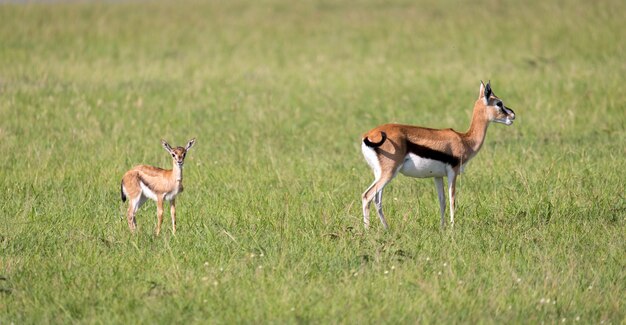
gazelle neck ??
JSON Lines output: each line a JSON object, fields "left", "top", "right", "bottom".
{"left": 463, "top": 101, "right": 491, "bottom": 154}
{"left": 172, "top": 162, "right": 183, "bottom": 182}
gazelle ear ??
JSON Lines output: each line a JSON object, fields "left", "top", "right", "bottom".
{"left": 485, "top": 80, "right": 492, "bottom": 99}
{"left": 185, "top": 138, "right": 196, "bottom": 151}
{"left": 479, "top": 80, "right": 486, "bottom": 99}
{"left": 161, "top": 139, "right": 173, "bottom": 153}
{"left": 480, "top": 80, "right": 492, "bottom": 104}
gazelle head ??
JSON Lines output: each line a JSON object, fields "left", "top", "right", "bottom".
{"left": 162, "top": 138, "right": 196, "bottom": 167}
{"left": 479, "top": 81, "right": 516, "bottom": 126}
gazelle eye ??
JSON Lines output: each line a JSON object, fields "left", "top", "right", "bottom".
{"left": 171, "top": 154, "right": 175, "bottom": 157}
{"left": 496, "top": 102, "right": 503, "bottom": 108}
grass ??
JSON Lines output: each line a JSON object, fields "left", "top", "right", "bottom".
{"left": 0, "top": 0, "right": 624, "bottom": 323}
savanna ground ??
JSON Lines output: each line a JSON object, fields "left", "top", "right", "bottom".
{"left": 0, "top": 0, "right": 624, "bottom": 323}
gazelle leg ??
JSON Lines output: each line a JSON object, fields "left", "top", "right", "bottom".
{"left": 156, "top": 197, "right": 164, "bottom": 236}
{"left": 374, "top": 189, "right": 389, "bottom": 229}
{"left": 362, "top": 181, "right": 377, "bottom": 229}
{"left": 126, "top": 196, "right": 142, "bottom": 233}
{"left": 170, "top": 199, "right": 176, "bottom": 235}
{"left": 362, "top": 171, "right": 396, "bottom": 230}
{"left": 434, "top": 177, "right": 446, "bottom": 227}
{"left": 447, "top": 169, "right": 458, "bottom": 227}
{"left": 127, "top": 199, "right": 137, "bottom": 233}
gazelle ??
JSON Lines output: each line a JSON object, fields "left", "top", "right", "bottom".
{"left": 121, "top": 138, "right": 196, "bottom": 235}
{"left": 361, "top": 81, "right": 515, "bottom": 229}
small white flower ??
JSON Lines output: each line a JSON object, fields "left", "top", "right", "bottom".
{"left": 561, "top": 318, "right": 566, "bottom": 323}
{"left": 437, "top": 271, "right": 442, "bottom": 276}
{"left": 575, "top": 316, "right": 580, "bottom": 321}
{"left": 391, "top": 265, "right": 396, "bottom": 270}
{"left": 540, "top": 298, "right": 546, "bottom": 304}
{"left": 202, "top": 277, "right": 209, "bottom": 281}
{"left": 213, "top": 281, "right": 218, "bottom": 286}
{"left": 353, "top": 272, "right": 358, "bottom": 277}
{"left": 516, "top": 278, "right": 522, "bottom": 283}
{"left": 204, "top": 262, "right": 209, "bottom": 266}
{"left": 443, "top": 262, "right": 447, "bottom": 267}
{"left": 384, "top": 270, "right": 389, "bottom": 274}
{"left": 258, "top": 265, "right": 263, "bottom": 269}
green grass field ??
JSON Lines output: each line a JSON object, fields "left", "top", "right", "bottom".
{"left": 1, "top": 0, "right": 624, "bottom": 323}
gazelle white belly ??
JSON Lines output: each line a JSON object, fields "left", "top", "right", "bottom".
{"left": 140, "top": 181, "right": 180, "bottom": 202}
{"left": 164, "top": 188, "right": 181, "bottom": 201}
{"left": 399, "top": 153, "right": 447, "bottom": 178}
{"left": 139, "top": 181, "right": 159, "bottom": 201}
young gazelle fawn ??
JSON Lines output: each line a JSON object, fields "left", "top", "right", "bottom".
{"left": 361, "top": 81, "right": 515, "bottom": 229}
{"left": 121, "top": 138, "right": 196, "bottom": 235}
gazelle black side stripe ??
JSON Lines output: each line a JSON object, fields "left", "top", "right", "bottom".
{"left": 406, "top": 141, "right": 460, "bottom": 166}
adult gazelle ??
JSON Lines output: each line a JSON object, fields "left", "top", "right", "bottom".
{"left": 361, "top": 81, "right": 515, "bottom": 229}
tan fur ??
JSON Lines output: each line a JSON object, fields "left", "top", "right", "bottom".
{"left": 121, "top": 138, "right": 195, "bottom": 235}
{"left": 361, "top": 81, "right": 515, "bottom": 229}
